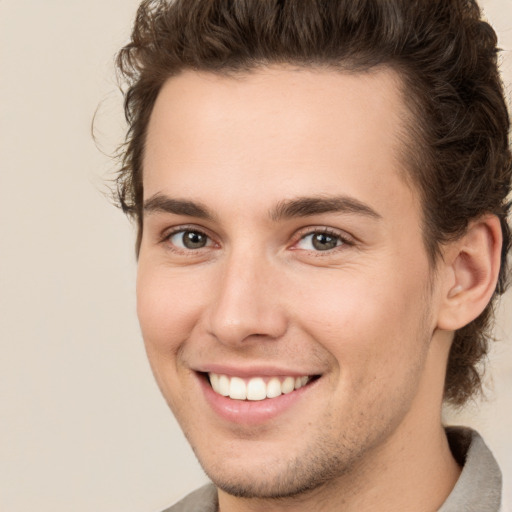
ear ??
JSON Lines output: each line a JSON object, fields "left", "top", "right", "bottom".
{"left": 436, "top": 215, "right": 503, "bottom": 331}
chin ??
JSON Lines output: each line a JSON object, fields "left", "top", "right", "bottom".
{"left": 212, "top": 474, "right": 331, "bottom": 500}
{"left": 192, "top": 438, "right": 358, "bottom": 500}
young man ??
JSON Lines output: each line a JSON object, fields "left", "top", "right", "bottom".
{"left": 115, "top": 0, "right": 511, "bottom": 510}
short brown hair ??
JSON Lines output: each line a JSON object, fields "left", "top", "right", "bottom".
{"left": 115, "top": 0, "right": 511, "bottom": 405}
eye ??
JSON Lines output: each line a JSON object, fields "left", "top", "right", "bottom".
{"left": 168, "top": 229, "right": 212, "bottom": 250}
{"left": 295, "top": 230, "right": 346, "bottom": 251}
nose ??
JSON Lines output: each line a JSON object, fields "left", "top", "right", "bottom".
{"left": 205, "top": 250, "right": 288, "bottom": 347}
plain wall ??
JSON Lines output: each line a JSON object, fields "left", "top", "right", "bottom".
{"left": 0, "top": 1, "right": 511, "bottom": 510}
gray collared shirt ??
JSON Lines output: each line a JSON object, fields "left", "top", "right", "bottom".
{"left": 164, "top": 427, "right": 503, "bottom": 511}
{"left": 439, "top": 427, "right": 502, "bottom": 512}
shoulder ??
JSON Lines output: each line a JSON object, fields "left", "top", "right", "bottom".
{"left": 160, "top": 484, "right": 218, "bottom": 512}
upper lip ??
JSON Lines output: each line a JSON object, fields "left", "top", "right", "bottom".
{"left": 193, "top": 364, "right": 321, "bottom": 378}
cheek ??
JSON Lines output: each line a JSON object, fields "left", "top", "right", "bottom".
{"left": 136, "top": 265, "right": 210, "bottom": 415}
{"left": 292, "top": 269, "right": 430, "bottom": 381}
{"left": 136, "top": 265, "right": 205, "bottom": 354}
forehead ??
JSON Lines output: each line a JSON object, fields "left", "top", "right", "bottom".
{"left": 143, "top": 66, "right": 417, "bottom": 219}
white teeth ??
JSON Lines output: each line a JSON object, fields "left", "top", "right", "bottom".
{"left": 266, "top": 377, "right": 282, "bottom": 398}
{"left": 246, "top": 378, "right": 267, "bottom": 401}
{"left": 210, "top": 373, "right": 219, "bottom": 391}
{"left": 208, "top": 373, "right": 312, "bottom": 401}
{"left": 281, "top": 376, "right": 295, "bottom": 394}
{"left": 218, "top": 374, "right": 230, "bottom": 396}
{"left": 229, "top": 377, "right": 247, "bottom": 400}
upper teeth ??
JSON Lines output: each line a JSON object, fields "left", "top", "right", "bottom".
{"left": 208, "top": 373, "right": 311, "bottom": 401}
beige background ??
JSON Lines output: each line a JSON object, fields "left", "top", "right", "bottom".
{"left": 0, "top": 1, "right": 511, "bottom": 511}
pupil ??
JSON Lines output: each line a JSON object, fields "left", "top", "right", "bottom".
{"left": 312, "top": 233, "right": 337, "bottom": 251}
{"left": 183, "top": 231, "right": 206, "bottom": 249}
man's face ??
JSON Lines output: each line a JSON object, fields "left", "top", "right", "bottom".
{"left": 137, "top": 67, "right": 448, "bottom": 498}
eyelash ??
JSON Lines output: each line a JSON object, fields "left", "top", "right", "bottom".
{"left": 161, "top": 226, "right": 353, "bottom": 254}
{"left": 162, "top": 226, "right": 214, "bottom": 253}
{"left": 292, "top": 227, "right": 353, "bottom": 252}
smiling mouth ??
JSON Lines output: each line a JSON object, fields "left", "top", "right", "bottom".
{"left": 207, "top": 373, "right": 318, "bottom": 401}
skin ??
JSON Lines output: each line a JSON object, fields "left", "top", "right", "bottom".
{"left": 136, "top": 67, "right": 498, "bottom": 511}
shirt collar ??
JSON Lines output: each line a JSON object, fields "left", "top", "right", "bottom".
{"left": 439, "top": 427, "right": 502, "bottom": 512}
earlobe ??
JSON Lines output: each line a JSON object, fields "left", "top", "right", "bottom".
{"left": 437, "top": 215, "right": 502, "bottom": 331}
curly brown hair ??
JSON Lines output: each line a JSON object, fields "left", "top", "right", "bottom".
{"left": 115, "top": 0, "right": 511, "bottom": 406}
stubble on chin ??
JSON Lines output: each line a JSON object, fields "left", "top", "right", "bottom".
{"left": 191, "top": 431, "right": 367, "bottom": 501}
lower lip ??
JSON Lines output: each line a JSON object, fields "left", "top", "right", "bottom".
{"left": 198, "top": 374, "right": 317, "bottom": 425}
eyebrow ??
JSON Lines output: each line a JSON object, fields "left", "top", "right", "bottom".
{"left": 269, "top": 195, "right": 382, "bottom": 221}
{"left": 143, "top": 193, "right": 381, "bottom": 222}
{"left": 143, "top": 194, "right": 214, "bottom": 220}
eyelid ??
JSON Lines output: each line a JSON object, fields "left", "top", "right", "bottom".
{"left": 160, "top": 224, "right": 218, "bottom": 250}
{"left": 290, "top": 226, "right": 355, "bottom": 251}
{"left": 158, "top": 224, "right": 355, "bottom": 254}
